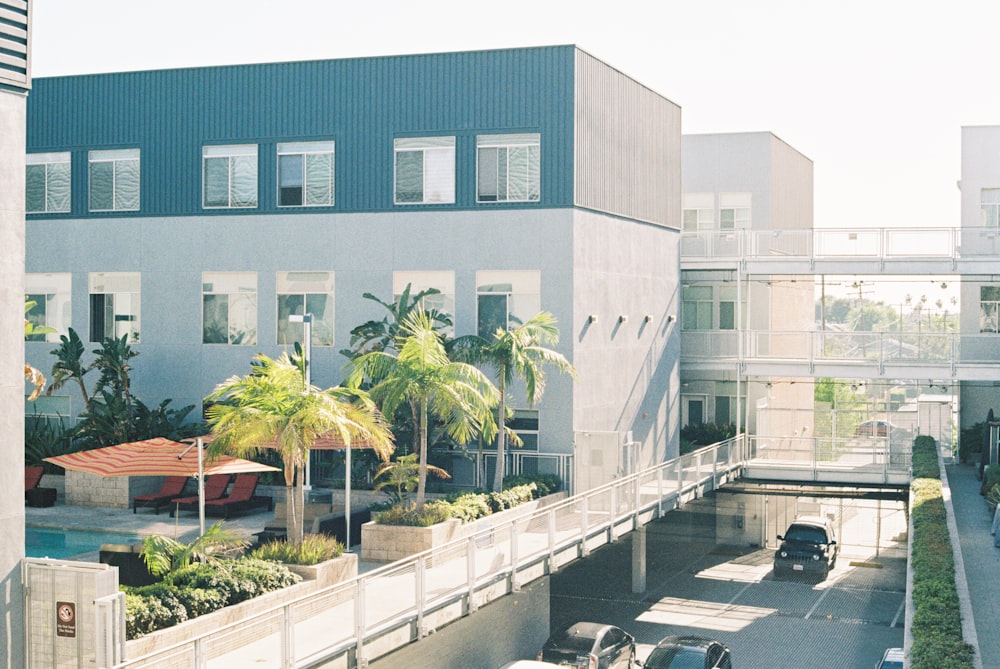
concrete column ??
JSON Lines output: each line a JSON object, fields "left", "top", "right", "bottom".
{"left": 0, "top": 87, "right": 27, "bottom": 669}
{"left": 631, "top": 525, "right": 646, "bottom": 593}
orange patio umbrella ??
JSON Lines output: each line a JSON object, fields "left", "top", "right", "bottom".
{"left": 45, "top": 437, "right": 279, "bottom": 535}
{"left": 44, "top": 437, "right": 280, "bottom": 478}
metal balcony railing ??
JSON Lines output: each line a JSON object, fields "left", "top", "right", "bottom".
{"left": 682, "top": 330, "right": 1000, "bottom": 370}
{"left": 745, "top": 435, "right": 912, "bottom": 485}
{"left": 680, "top": 226, "right": 1000, "bottom": 266}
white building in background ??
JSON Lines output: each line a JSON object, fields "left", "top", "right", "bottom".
{"left": 959, "top": 125, "right": 1000, "bottom": 429}
{"left": 680, "top": 132, "right": 815, "bottom": 436}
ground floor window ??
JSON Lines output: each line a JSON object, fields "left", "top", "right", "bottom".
{"left": 202, "top": 272, "right": 257, "bottom": 345}
{"left": 276, "top": 271, "right": 334, "bottom": 346}
{"left": 25, "top": 272, "right": 72, "bottom": 342}
{"left": 89, "top": 272, "right": 140, "bottom": 342}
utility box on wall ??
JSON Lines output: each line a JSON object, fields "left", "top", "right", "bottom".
{"left": 23, "top": 558, "right": 124, "bottom": 669}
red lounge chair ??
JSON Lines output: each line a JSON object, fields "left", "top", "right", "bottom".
{"left": 25, "top": 466, "right": 57, "bottom": 507}
{"left": 204, "top": 473, "right": 266, "bottom": 519}
{"left": 132, "top": 475, "right": 189, "bottom": 514}
{"left": 25, "top": 466, "right": 44, "bottom": 497}
{"left": 170, "top": 474, "right": 231, "bottom": 517}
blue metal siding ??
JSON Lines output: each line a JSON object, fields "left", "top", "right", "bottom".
{"left": 26, "top": 46, "right": 577, "bottom": 217}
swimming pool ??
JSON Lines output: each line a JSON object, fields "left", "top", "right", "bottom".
{"left": 25, "top": 527, "right": 142, "bottom": 560}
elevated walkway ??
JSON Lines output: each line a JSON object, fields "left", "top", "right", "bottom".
{"left": 106, "top": 434, "right": 913, "bottom": 668}
{"left": 681, "top": 330, "right": 1000, "bottom": 381}
{"left": 680, "top": 225, "right": 1000, "bottom": 275}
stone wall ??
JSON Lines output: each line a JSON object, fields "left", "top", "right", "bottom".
{"left": 64, "top": 471, "right": 163, "bottom": 509}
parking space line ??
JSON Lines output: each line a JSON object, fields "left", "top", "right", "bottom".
{"left": 890, "top": 596, "right": 905, "bottom": 628}
{"left": 804, "top": 586, "right": 833, "bottom": 619}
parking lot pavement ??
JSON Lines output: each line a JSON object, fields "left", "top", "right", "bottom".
{"left": 549, "top": 496, "right": 905, "bottom": 669}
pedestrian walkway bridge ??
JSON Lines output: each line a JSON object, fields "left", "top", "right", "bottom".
{"left": 109, "top": 435, "right": 908, "bottom": 669}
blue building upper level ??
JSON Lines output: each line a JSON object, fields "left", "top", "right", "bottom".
{"left": 26, "top": 46, "right": 580, "bottom": 218}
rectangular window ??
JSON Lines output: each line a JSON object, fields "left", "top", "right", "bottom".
{"left": 719, "top": 192, "right": 751, "bottom": 230}
{"left": 202, "top": 272, "right": 257, "bottom": 345}
{"left": 981, "top": 286, "right": 1000, "bottom": 333}
{"left": 25, "top": 273, "right": 72, "bottom": 342}
{"left": 394, "top": 271, "right": 455, "bottom": 336}
{"left": 982, "top": 189, "right": 1000, "bottom": 229}
{"left": 89, "top": 149, "right": 140, "bottom": 212}
{"left": 276, "top": 271, "right": 335, "bottom": 346}
{"left": 26, "top": 152, "right": 71, "bottom": 213}
{"left": 719, "top": 285, "right": 738, "bottom": 330}
{"left": 89, "top": 272, "right": 140, "bottom": 343}
{"left": 278, "top": 141, "right": 335, "bottom": 207}
{"left": 682, "top": 193, "right": 714, "bottom": 232}
{"left": 203, "top": 145, "right": 258, "bottom": 208}
{"left": 476, "top": 270, "right": 541, "bottom": 338}
{"left": 477, "top": 133, "right": 541, "bottom": 203}
{"left": 682, "top": 285, "right": 713, "bottom": 330}
{"left": 714, "top": 382, "right": 742, "bottom": 424}
{"left": 394, "top": 137, "right": 455, "bottom": 204}
{"left": 482, "top": 409, "right": 538, "bottom": 452}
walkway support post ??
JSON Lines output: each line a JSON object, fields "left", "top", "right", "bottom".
{"left": 631, "top": 525, "right": 647, "bottom": 594}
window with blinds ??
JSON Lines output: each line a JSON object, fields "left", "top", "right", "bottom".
{"left": 394, "top": 136, "right": 455, "bottom": 204}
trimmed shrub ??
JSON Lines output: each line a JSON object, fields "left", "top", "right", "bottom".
{"left": 373, "top": 501, "right": 453, "bottom": 526}
{"left": 124, "top": 556, "right": 300, "bottom": 639}
{"left": 124, "top": 590, "right": 180, "bottom": 639}
{"left": 447, "top": 493, "right": 492, "bottom": 523}
{"left": 487, "top": 484, "right": 535, "bottom": 512}
{"left": 909, "top": 436, "right": 976, "bottom": 669}
{"left": 503, "top": 473, "right": 561, "bottom": 496}
{"left": 373, "top": 483, "right": 542, "bottom": 526}
{"left": 250, "top": 534, "right": 344, "bottom": 565}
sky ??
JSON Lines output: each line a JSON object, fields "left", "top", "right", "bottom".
{"left": 29, "top": 0, "right": 993, "bottom": 305}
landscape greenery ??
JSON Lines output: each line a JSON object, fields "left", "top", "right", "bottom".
{"left": 909, "top": 435, "right": 976, "bottom": 669}
{"left": 26, "top": 288, "right": 575, "bottom": 636}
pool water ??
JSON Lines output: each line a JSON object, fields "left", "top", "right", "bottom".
{"left": 26, "top": 527, "right": 142, "bottom": 560}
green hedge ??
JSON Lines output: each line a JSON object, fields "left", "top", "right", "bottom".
{"left": 373, "top": 482, "right": 542, "bottom": 526}
{"left": 250, "top": 533, "right": 344, "bottom": 565}
{"left": 124, "top": 557, "right": 300, "bottom": 639}
{"left": 909, "top": 436, "right": 976, "bottom": 669}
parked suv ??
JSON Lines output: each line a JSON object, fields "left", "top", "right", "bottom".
{"left": 773, "top": 515, "right": 838, "bottom": 579}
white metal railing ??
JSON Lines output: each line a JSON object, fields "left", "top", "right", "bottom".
{"left": 747, "top": 434, "right": 912, "bottom": 485}
{"left": 682, "top": 330, "right": 1000, "bottom": 369}
{"left": 112, "top": 437, "right": 749, "bottom": 669}
{"left": 680, "top": 226, "right": 1000, "bottom": 263}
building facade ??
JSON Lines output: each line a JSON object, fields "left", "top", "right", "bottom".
{"left": 679, "top": 132, "right": 815, "bottom": 435}
{"left": 3, "top": 2, "right": 30, "bottom": 666}
{"left": 959, "top": 125, "right": 1000, "bottom": 428}
{"left": 24, "top": 46, "right": 683, "bottom": 491}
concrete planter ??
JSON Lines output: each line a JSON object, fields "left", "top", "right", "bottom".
{"left": 125, "top": 580, "right": 316, "bottom": 659}
{"left": 360, "top": 492, "right": 567, "bottom": 564}
{"left": 361, "top": 518, "right": 462, "bottom": 564}
{"left": 282, "top": 552, "right": 357, "bottom": 589}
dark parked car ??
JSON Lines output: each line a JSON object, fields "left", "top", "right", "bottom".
{"left": 639, "top": 635, "right": 732, "bottom": 669}
{"left": 538, "top": 621, "right": 635, "bottom": 669}
{"left": 773, "top": 515, "right": 838, "bottom": 579}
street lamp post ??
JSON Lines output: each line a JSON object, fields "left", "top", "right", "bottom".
{"left": 289, "top": 314, "right": 313, "bottom": 490}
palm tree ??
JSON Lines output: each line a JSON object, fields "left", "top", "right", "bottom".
{"left": 140, "top": 521, "right": 249, "bottom": 577}
{"left": 373, "top": 453, "right": 451, "bottom": 505}
{"left": 205, "top": 352, "right": 394, "bottom": 545}
{"left": 346, "top": 311, "right": 499, "bottom": 510}
{"left": 340, "top": 283, "right": 453, "bottom": 358}
{"left": 452, "top": 311, "right": 576, "bottom": 492}
{"left": 46, "top": 327, "right": 92, "bottom": 411}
